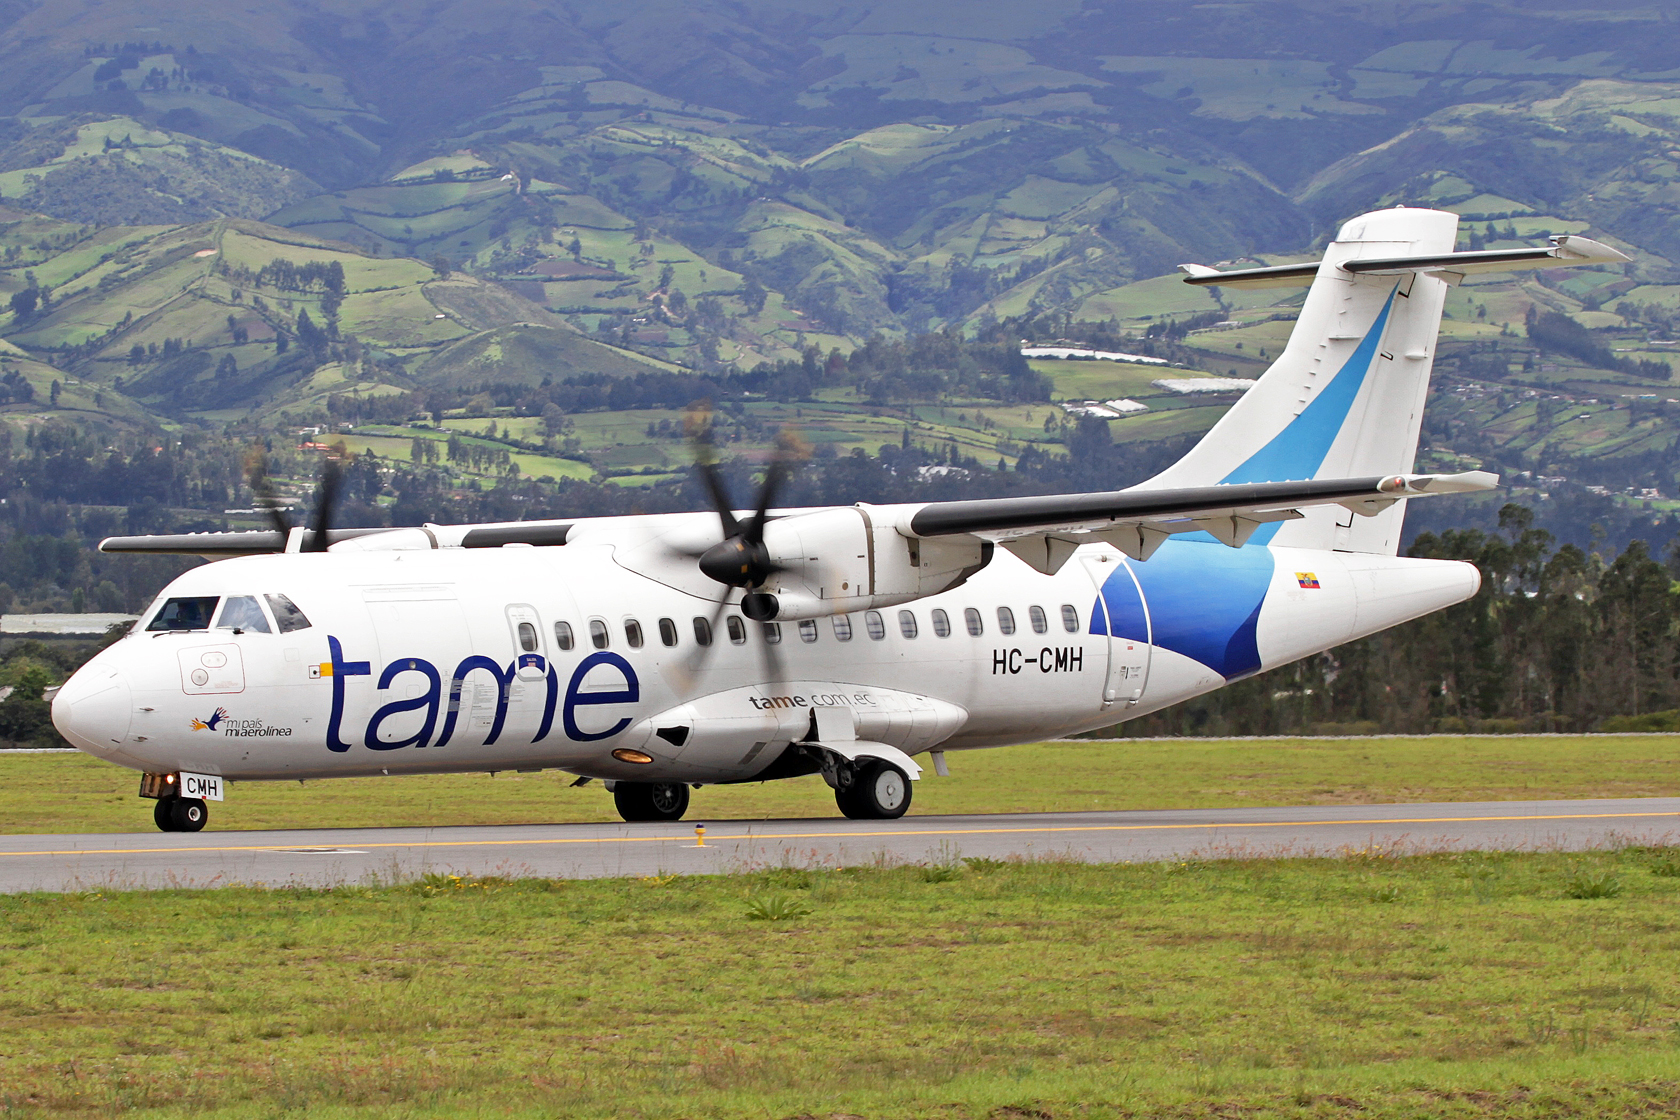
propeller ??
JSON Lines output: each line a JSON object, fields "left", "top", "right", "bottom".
{"left": 247, "top": 448, "right": 346, "bottom": 553}
{"left": 670, "top": 414, "right": 807, "bottom": 686}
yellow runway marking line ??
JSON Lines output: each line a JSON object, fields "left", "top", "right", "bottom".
{"left": 2, "top": 808, "right": 1677, "bottom": 859}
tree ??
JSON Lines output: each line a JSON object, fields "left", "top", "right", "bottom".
{"left": 295, "top": 309, "right": 327, "bottom": 360}
{"left": 8, "top": 288, "right": 37, "bottom": 319}
{"left": 431, "top": 255, "right": 453, "bottom": 279}
{"left": 740, "top": 276, "right": 766, "bottom": 314}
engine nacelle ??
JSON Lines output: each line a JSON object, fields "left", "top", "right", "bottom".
{"left": 750, "top": 506, "right": 990, "bottom": 620}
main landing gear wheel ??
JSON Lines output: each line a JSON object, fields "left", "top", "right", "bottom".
{"left": 613, "top": 781, "right": 690, "bottom": 823}
{"left": 836, "top": 760, "right": 911, "bottom": 820}
{"left": 154, "top": 797, "right": 208, "bottom": 833}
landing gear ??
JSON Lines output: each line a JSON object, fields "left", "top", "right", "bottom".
{"left": 613, "top": 781, "right": 690, "bottom": 822}
{"left": 153, "top": 796, "right": 207, "bottom": 833}
{"left": 836, "top": 760, "right": 911, "bottom": 820}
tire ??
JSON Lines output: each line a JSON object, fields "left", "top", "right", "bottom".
{"left": 613, "top": 781, "right": 690, "bottom": 823}
{"left": 170, "top": 797, "right": 208, "bottom": 833}
{"left": 836, "top": 760, "right": 911, "bottom": 820}
{"left": 154, "top": 798, "right": 177, "bottom": 832}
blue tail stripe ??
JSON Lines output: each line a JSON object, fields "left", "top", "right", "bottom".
{"left": 1221, "top": 288, "right": 1397, "bottom": 487}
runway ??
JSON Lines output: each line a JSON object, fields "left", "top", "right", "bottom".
{"left": 3, "top": 796, "right": 1679, "bottom": 892}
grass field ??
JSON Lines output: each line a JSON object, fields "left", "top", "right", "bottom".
{"left": 5, "top": 849, "right": 1680, "bottom": 1117}
{"left": 5, "top": 734, "right": 1677, "bottom": 835}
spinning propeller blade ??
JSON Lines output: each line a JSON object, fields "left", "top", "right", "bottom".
{"left": 246, "top": 451, "right": 293, "bottom": 540}
{"left": 673, "top": 419, "right": 808, "bottom": 686}
{"left": 305, "top": 458, "right": 343, "bottom": 553}
{"left": 247, "top": 447, "right": 350, "bottom": 552}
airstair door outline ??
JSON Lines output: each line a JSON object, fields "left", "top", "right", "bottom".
{"left": 1081, "top": 554, "right": 1151, "bottom": 708}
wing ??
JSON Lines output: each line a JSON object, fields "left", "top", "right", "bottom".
{"left": 904, "top": 470, "right": 1497, "bottom": 572}
{"left": 98, "top": 472, "right": 1496, "bottom": 578}
{"left": 98, "top": 527, "right": 395, "bottom": 556}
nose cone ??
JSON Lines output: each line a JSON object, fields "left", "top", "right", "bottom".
{"left": 52, "top": 662, "right": 132, "bottom": 755}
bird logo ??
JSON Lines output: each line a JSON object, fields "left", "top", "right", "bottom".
{"left": 190, "top": 707, "right": 229, "bottom": 732}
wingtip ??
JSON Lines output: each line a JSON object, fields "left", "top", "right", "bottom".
{"left": 1552, "top": 235, "right": 1633, "bottom": 266}
{"left": 1405, "top": 470, "right": 1500, "bottom": 494}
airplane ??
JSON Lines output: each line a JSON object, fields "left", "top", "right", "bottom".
{"left": 51, "top": 207, "right": 1629, "bottom": 832}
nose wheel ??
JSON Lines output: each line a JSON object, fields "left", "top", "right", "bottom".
{"left": 153, "top": 797, "right": 208, "bottom": 833}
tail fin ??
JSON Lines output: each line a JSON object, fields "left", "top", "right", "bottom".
{"left": 1141, "top": 206, "right": 1627, "bottom": 554}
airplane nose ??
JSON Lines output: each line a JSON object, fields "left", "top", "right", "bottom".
{"left": 51, "top": 663, "right": 133, "bottom": 754}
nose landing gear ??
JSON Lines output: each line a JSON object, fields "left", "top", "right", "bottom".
{"left": 153, "top": 796, "right": 208, "bottom": 833}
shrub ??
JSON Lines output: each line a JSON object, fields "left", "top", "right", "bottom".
{"left": 744, "top": 893, "right": 812, "bottom": 921}
{"left": 1562, "top": 868, "right": 1623, "bottom": 899}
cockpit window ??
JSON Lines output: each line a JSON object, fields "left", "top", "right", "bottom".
{"left": 217, "top": 596, "right": 271, "bottom": 633}
{"left": 264, "top": 594, "right": 312, "bottom": 634}
{"left": 146, "top": 596, "right": 219, "bottom": 632}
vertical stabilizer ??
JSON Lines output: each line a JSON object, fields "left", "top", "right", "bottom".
{"left": 1141, "top": 207, "right": 1459, "bottom": 554}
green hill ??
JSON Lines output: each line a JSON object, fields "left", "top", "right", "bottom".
{"left": 0, "top": 0, "right": 1672, "bottom": 532}
{"left": 0, "top": 212, "right": 686, "bottom": 425}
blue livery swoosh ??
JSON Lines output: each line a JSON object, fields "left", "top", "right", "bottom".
{"left": 1093, "top": 538, "right": 1275, "bottom": 680}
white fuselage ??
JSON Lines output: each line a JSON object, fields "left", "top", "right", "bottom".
{"left": 52, "top": 529, "right": 1478, "bottom": 786}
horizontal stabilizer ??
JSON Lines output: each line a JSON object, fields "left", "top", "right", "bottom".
{"left": 1181, "top": 235, "right": 1629, "bottom": 289}
{"left": 1178, "top": 261, "right": 1321, "bottom": 288}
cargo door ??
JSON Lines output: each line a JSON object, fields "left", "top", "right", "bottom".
{"left": 1081, "top": 553, "right": 1151, "bottom": 708}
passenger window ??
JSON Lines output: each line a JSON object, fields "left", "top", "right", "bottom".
{"left": 930, "top": 608, "right": 951, "bottom": 638}
{"left": 1061, "top": 604, "right": 1080, "bottom": 633}
{"left": 589, "top": 619, "right": 609, "bottom": 649}
{"left": 727, "top": 616, "right": 747, "bottom": 644}
{"left": 517, "top": 622, "right": 539, "bottom": 652}
{"left": 865, "top": 610, "right": 886, "bottom": 640}
{"left": 798, "top": 619, "right": 818, "bottom": 643}
{"left": 762, "top": 622, "right": 782, "bottom": 644}
{"left": 624, "top": 619, "right": 644, "bottom": 649}
{"left": 1030, "top": 606, "right": 1048, "bottom": 634}
{"left": 898, "top": 610, "right": 918, "bottom": 639}
{"left": 964, "top": 607, "right": 983, "bottom": 636}
{"left": 658, "top": 618, "right": 678, "bottom": 647}
{"left": 216, "top": 596, "right": 271, "bottom": 633}
{"left": 833, "top": 615, "right": 853, "bottom": 641}
{"left": 147, "top": 596, "right": 218, "bottom": 632}
{"left": 997, "top": 606, "right": 1016, "bottom": 636}
{"left": 265, "top": 593, "right": 311, "bottom": 633}
{"left": 554, "top": 621, "right": 575, "bottom": 651}
{"left": 693, "top": 616, "right": 713, "bottom": 647}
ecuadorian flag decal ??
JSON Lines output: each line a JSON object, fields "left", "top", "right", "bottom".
{"left": 1296, "top": 572, "right": 1321, "bottom": 589}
